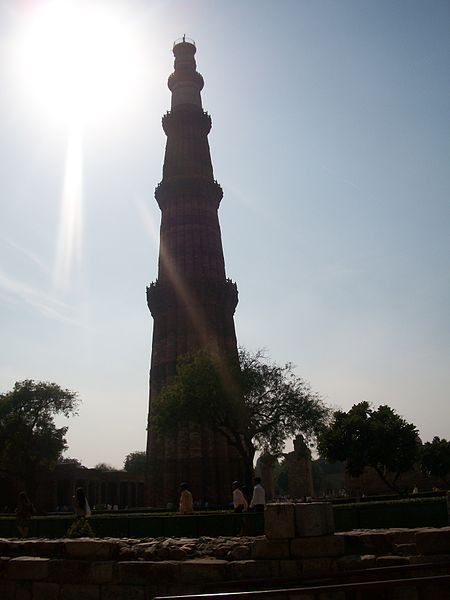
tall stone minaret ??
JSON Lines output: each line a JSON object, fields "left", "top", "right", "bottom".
{"left": 145, "top": 38, "right": 243, "bottom": 507}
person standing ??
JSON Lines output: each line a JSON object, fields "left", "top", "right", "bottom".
{"left": 15, "top": 491, "right": 33, "bottom": 537}
{"left": 179, "top": 482, "right": 193, "bottom": 514}
{"left": 232, "top": 481, "right": 248, "bottom": 513}
{"left": 250, "top": 477, "right": 266, "bottom": 512}
{"left": 73, "top": 487, "right": 91, "bottom": 518}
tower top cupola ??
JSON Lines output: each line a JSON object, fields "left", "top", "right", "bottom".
{"left": 168, "top": 36, "right": 204, "bottom": 110}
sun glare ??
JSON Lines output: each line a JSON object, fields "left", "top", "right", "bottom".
{"left": 11, "top": 1, "right": 144, "bottom": 290}
{"left": 15, "top": 0, "right": 141, "bottom": 127}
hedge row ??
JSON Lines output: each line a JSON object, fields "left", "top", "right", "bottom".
{"left": 334, "top": 496, "right": 448, "bottom": 530}
{"left": 0, "top": 511, "right": 264, "bottom": 539}
{"left": 0, "top": 497, "right": 447, "bottom": 539}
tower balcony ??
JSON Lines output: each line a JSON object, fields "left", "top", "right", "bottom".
{"left": 154, "top": 177, "right": 223, "bottom": 210}
{"left": 173, "top": 37, "right": 196, "bottom": 49}
{"left": 147, "top": 278, "right": 238, "bottom": 317}
{"left": 162, "top": 109, "right": 211, "bottom": 135}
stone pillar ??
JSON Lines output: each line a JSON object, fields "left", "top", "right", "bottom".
{"left": 285, "top": 436, "right": 314, "bottom": 499}
{"left": 257, "top": 454, "right": 277, "bottom": 501}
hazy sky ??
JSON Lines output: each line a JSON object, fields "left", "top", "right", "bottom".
{"left": 0, "top": 0, "right": 449, "bottom": 469}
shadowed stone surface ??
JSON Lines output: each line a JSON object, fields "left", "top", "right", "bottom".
{"left": 290, "top": 535, "right": 345, "bottom": 558}
{"left": 294, "top": 503, "right": 335, "bottom": 537}
{"left": 1, "top": 528, "right": 450, "bottom": 599}
{"left": 415, "top": 527, "right": 450, "bottom": 554}
{"left": 265, "top": 504, "right": 296, "bottom": 539}
{"left": 65, "top": 540, "right": 119, "bottom": 560}
{"left": 7, "top": 558, "right": 49, "bottom": 580}
{"left": 252, "top": 539, "right": 290, "bottom": 559}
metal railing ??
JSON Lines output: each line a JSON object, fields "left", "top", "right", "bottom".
{"left": 153, "top": 573, "right": 450, "bottom": 599}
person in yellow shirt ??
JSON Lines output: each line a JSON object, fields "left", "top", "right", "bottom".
{"left": 232, "top": 481, "right": 248, "bottom": 513}
{"left": 179, "top": 482, "right": 193, "bottom": 514}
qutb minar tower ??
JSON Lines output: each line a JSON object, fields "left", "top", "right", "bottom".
{"left": 146, "top": 38, "right": 243, "bottom": 506}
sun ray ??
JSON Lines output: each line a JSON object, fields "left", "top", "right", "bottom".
{"left": 54, "top": 123, "right": 83, "bottom": 291}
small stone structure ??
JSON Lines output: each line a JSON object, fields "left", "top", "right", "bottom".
{"left": 255, "top": 454, "right": 277, "bottom": 501}
{"left": 285, "top": 435, "right": 314, "bottom": 499}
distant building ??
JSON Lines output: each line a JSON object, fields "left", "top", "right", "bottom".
{"left": 0, "top": 465, "right": 144, "bottom": 513}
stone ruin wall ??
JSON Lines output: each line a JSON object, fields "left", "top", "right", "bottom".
{"left": 1, "top": 502, "right": 450, "bottom": 599}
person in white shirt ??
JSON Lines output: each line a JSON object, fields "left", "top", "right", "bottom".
{"left": 250, "top": 476, "right": 265, "bottom": 512}
{"left": 232, "top": 481, "right": 248, "bottom": 513}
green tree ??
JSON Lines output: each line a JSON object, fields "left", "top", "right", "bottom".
{"left": 123, "top": 451, "right": 146, "bottom": 474}
{"left": 94, "top": 462, "right": 117, "bottom": 472}
{"left": 153, "top": 349, "right": 329, "bottom": 486}
{"left": 0, "top": 380, "right": 79, "bottom": 492}
{"left": 421, "top": 437, "right": 450, "bottom": 487}
{"left": 58, "top": 457, "right": 84, "bottom": 467}
{"left": 318, "top": 402, "right": 420, "bottom": 492}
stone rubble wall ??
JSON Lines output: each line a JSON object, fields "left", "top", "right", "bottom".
{"left": 1, "top": 503, "right": 450, "bottom": 599}
{"left": 1, "top": 527, "right": 450, "bottom": 599}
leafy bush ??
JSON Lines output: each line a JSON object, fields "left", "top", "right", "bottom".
{"left": 334, "top": 496, "right": 448, "bottom": 530}
{"left": 66, "top": 517, "right": 95, "bottom": 538}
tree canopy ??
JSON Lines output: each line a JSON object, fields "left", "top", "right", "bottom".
{"left": 317, "top": 401, "right": 420, "bottom": 492}
{"left": 153, "top": 348, "right": 329, "bottom": 484}
{"left": 0, "top": 380, "right": 79, "bottom": 491}
{"left": 58, "top": 457, "right": 85, "bottom": 467}
{"left": 94, "top": 462, "right": 117, "bottom": 472}
{"left": 123, "top": 451, "right": 146, "bottom": 474}
{"left": 421, "top": 436, "right": 450, "bottom": 486}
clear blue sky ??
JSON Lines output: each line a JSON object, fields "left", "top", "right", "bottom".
{"left": 0, "top": 0, "right": 449, "bottom": 468}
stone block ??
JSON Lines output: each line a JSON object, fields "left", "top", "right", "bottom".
{"left": 0, "top": 540, "right": 10, "bottom": 555}
{"left": 294, "top": 503, "right": 334, "bottom": 537}
{"left": 11, "top": 540, "right": 64, "bottom": 558}
{"left": 118, "top": 561, "right": 179, "bottom": 585}
{"left": 337, "top": 554, "right": 376, "bottom": 571}
{"left": 415, "top": 527, "right": 450, "bottom": 555}
{"left": 65, "top": 540, "right": 118, "bottom": 560}
{"left": 228, "top": 559, "right": 277, "bottom": 581}
{"left": 341, "top": 531, "right": 394, "bottom": 555}
{"left": 395, "top": 543, "right": 418, "bottom": 556}
{"left": 228, "top": 560, "right": 278, "bottom": 580}
{"left": 0, "top": 580, "right": 15, "bottom": 600}
{"left": 229, "top": 544, "right": 250, "bottom": 560}
{"left": 413, "top": 553, "right": 450, "bottom": 565}
{"left": 15, "top": 581, "right": 31, "bottom": 600}
{"left": 376, "top": 555, "right": 410, "bottom": 567}
{"left": 252, "top": 539, "right": 290, "bottom": 560}
{"left": 7, "top": 557, "right": 49, "bottom": 580}
{"left": 290, "top": 535, "right": 345, "bottom": 558}
{"left": 301, "top": 557, "right": 337, "bottom": 577}
{"left": 277, "top": 559, "right": 302, "bottom": 579}
{"left": 265, "top": 503, "right": 296, "bottom": 539}
{"left": 0, "top": 556, "right": 11, "bottom": 573}
{"left": 387, "top": 529, "right": 417, "bottom": 546}
{"left": 91, "top": 561, "right": 114, "bottom": 584}
{"left": 177, "top": 558, "right": 229, "bottom": 583}
{"left": 32, "top": 582, "right": 60, "bottom": 600}
{"left": 101, "top": 585, "right": 146, "bottom": 600}
{"left": 60, "top": 584, "right": 99, "bottom": 600}
{"left": 48, "top": 559, "right": 91, "bottom": 583}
